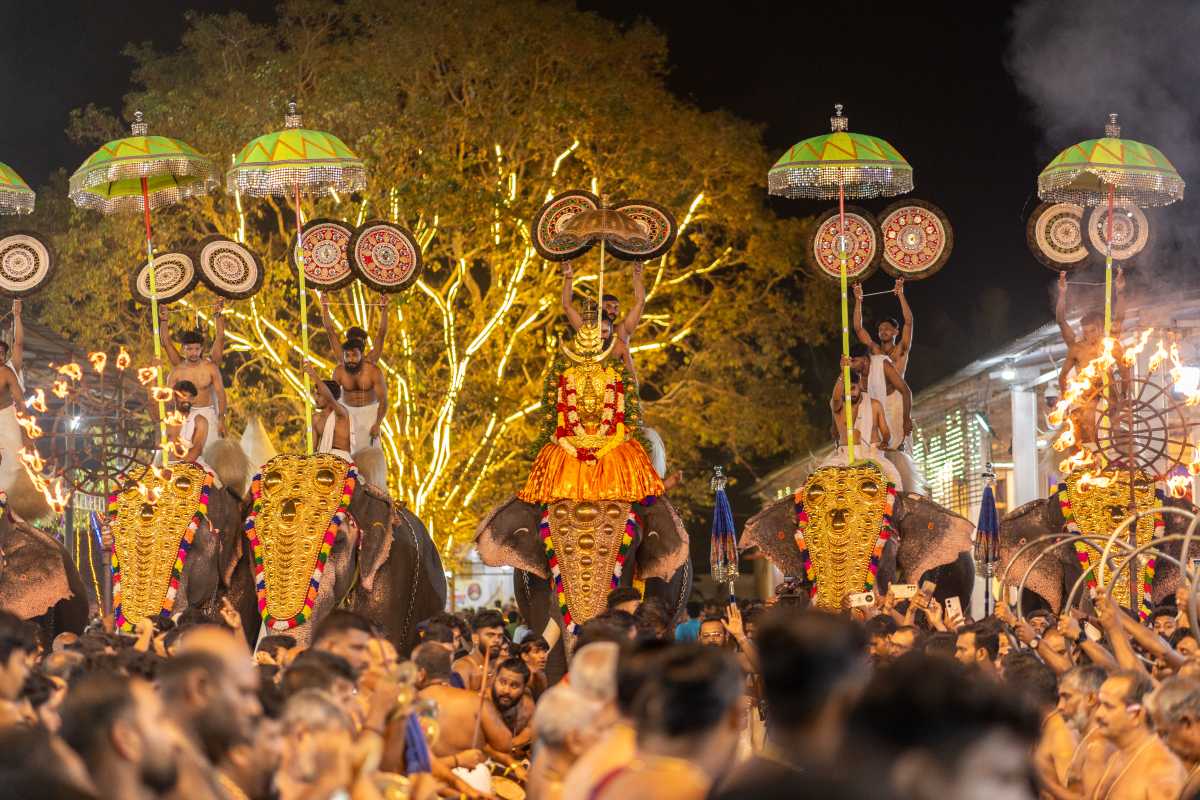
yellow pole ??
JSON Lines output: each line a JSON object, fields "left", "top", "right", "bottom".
{"left": 293, "top": 184, "right": 313, "bottom": 454}
{"left": 838, "top": 181, "right": 855, "bottom": 462}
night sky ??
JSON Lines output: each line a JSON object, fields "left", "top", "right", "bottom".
{"left": 0, "top": 0, "right": 1187, "bottom": 393}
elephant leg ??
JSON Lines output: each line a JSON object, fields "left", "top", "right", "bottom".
{"left": 513, "top": 568, "right": 568, "bottom": 686}
{"left": 52, "top": 552, "right": 90, "bottom": 637}
{"left": 227, "top": 549, "right": 261, "bottom": 648}
{"left": 642, "top": 558, "right": 694, "bottom": 629}
{"left": 923, "top": 552, "right": 975, "bottom": 610}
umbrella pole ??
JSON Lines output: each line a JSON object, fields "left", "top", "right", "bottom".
{"left": 598, "top": 238, "right": 605, "bottom": 329}
{"left": 1104, "top": 183, "right": 1114, "bottom": 336}
{"left": 838, "top": 181, "right": 855, "bottom": 463}
{"left": 140, "top": 178, "right": 168, "bottom": 454}
{"left": 293, "top": 184, "right": 314, "bottom": 454}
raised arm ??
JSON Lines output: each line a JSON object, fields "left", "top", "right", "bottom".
{"left": 368, "top": 295, "right": 390, "bottom": 362}
{"left": 1056, "top": 272, "right": 1077, "bottom": 346}
{"left": 208, "top": 298, "right": 225, "bottom": 362}
{"left": 10, "top": 300, "right": 23, "bottom": 374}
{"left": 852, "top": 283, "right": 875, "bottom": 349}
{"left": 895, "top": 279, "right": 914, "bottom": 353}
{"left": 371, "top": 366, "right": 388, "bottom": 440}
{"left": 210, "top": 362, "right": 227, "bottom": 436}
{"left": 561, "top": 263, "right": 584, "bottom": 331}
{"left": 318, "top": 294, "right": 344, "bottom": 361}
{"left": 305, "top": 362, "right": 339, "bottom": 411}
{"left": 159, "top": 321, "right": 182, "bottom": 367}
{"left": 1095, "top": 592, "right": 1150, "bottom": 679}
{"left": 619, "top": 261, "right": 646, "bottom": 337}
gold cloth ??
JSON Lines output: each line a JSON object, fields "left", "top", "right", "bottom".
{"left": 518, "top": 440, "right": 664, "bottom": 504}
{"left": 798, "top": 463, "right": 887, "bottom": 610}
{"left": 548, "top": 499, "right": 628, "bottom": 629}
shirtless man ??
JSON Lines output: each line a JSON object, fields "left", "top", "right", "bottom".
{"left": 302, "top": 362, "right": 352, "bottom": 462}
{"left": 167, "top": 381, "right": 209, "bottom": 467}
{"left": 562, "top": 260, "right": 644, "bottom": 381}
{"left": 489, "top": 657, "right": 535, "bottom": 767}
{"left": 1088, "top": 671, "right": 1185, "bottom": 799}
{"left": 1047, "top": 665, "right": 1113, "bottom": 800}
{"left": 453, "top": 609, "right": 505, "bottom": 692}
{"left": 160, "top": 303, "right": 227, "bottom": 438}
{"left": 1057, "top": 269, "right": 1128, "bottom": 449}
{"left": 319, "top": 294, "right": 388, "bottom": 452}
{"left": 828, "top": 367, "right": 904, "bottom": 489}
{"left": 412, "top": 643, "right": 511, "bottom": 767}
{"left": 853, "top": 278, "right": 913, "bottom": 377}
{"left": 0, "top": 299, "right": 25, "bottom": 392}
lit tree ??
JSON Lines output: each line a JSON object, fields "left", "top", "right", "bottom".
{"left": 31, "top": 0, "right": 832, "bottom": 555}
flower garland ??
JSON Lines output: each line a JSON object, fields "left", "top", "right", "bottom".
{"left": 538, "top": 503, "right": 637, "bottom": 635}
{"left": 1057, "top": 483, "right": 1163, "bottom": 621}
{"left": 553, "top": 369, "right": 626, "bottom": 462}
{"left": 245, "top": 465, "right": 358, "bottom": 631}
{"left": 530, "top": 353, "right": 652, "bottom": 460}
{"left": 109, "top": 478, "right": 212, "bottom": 632}
{"left": 792, "top": 483, "right": 896, "bottom": 599}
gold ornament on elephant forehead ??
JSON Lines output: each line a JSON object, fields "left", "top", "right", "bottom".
{"left": 111, "top": 463, "right": 209, "bottom": 625}
{"left": 799, "top": 463, "right": 887, "bottom": 610}
{"left": 255, "top": 454, "right": 351, "bottom": 622}
{"left": 548, "top": 499, "right": 627, "bottom": 628}
{"left": 1065, "top": 468, "right": 1156, "bottom": 611}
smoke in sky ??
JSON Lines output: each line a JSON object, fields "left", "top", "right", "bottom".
{"left": 1008, "top": 0, "right": 1200, "bottom": 290}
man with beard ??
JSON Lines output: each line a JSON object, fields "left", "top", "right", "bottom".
{"left": 454, "top": 609, "right": 506, "bottom": 692}
{"left": 166, "top": 381, "right": 211, "bottom": 468}
{"left": 215, "top": 717, "right": 283, "bottom": 800}
{"left": 319, "top": 294, "right": 389, "bottom": 454}
{"left": 1149, "top": 676, "right": 1200, "bottom": 799}
{"left": 562, "top": 261, "right": 644, "bottom": 382}
{"left": 1050, "top": 665, "right": 1112, "bottom": 798}
{"left": 60, "top": 673, "right": 180, "bottom": 800}
{"left": 311, "top": 610, "right": 375, "bottom": 677}
{"left": 158, "top": 647, "right": 263, "bottom": 800}
{"left": 161, "top": 307, "right": 227, "bottom": 438}
{"left": 1089, "top": 670, "right": 1185, "bottom": 799}
{"left": 488, "top": 657, "right": 534, "bottom": 776}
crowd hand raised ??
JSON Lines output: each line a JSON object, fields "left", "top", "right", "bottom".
{"left": 893, "top": 278, "right": 905, "bottom": 296}
{"left": 1013, "top": 619, "right": 1038, "bottom": 646}
{"left": 852, "top": 282, "right": 863, "bottom": 300}
{"left": 218, "top": 597, "right": 241, "bottom": 633}
{"left": 723, "top": 603, "right": 746, "bottom": 642}
{"left": 1058, "top": 613, "right": 1082, "bottom": 641}
{"left": 922, "top": 598, "right": 945, "bottom": 629}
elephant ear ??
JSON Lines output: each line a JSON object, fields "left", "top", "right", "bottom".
{"left": 0, "top": 513, "right": 73, "bottom": 619}
{"left": 740, "top": 496, "right": 804, "bottom": 577}
{"left": 349, "top": 485, "right": 394, "bottom": 593}
{"left": 894, "top": 493, "right": 974, "bottom": 585}
{"left": 633, "top": 497, "right": 690, "bottom": 581}
{"left": 474, "top": 495, "right": 547, "bottom": 579}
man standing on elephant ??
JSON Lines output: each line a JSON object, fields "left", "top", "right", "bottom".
{"left": 1056, "top": 269, "right": 1128, "bottom": 450}
{"left": 454, "top": 609, "right": 506, "bottom": 692}
{"left": 562, "top": 260, "right": 645, "bottom": 381}
{"left": 160, "top": 303, "right": 228, "bottom": 439}
{"left": 319, "top": 293, "right": 389, "bottom": 454}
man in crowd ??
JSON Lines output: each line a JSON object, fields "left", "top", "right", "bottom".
{"left": 521, "top": 636, "right": 550, "bottom": 700}
{"left": 167, "top": 380, "right": 210, "bottom": 467}
{"left": 675, "top": 599, "right": 702, "bottom": 642}
{"left": 490, "top": 657, "right": 535, "bottom": 761}
{"left": 454, "top": 609, "right": 506, "bottom": 691}
{"left": 527, "top": 684, "right": 605, "bottom": 800}
{"left": 606, "top": 586, "right": 642, "bottom": 615}
{"left": 1089, "top": 670, "right": 1186, "bottom": 798}
{"left": 955, "top": 621, "right": 1000, "bottom": 677}
{"left": 319, "top": 293, "right": 389, "bottom": 454}
{"left": 1150, "top": 676, "right": 1200, "bottom": 798}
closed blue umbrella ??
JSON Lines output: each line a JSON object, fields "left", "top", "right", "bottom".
{"left": 710, "top": 466, "right": 738, "bottom": 602}
{"left": 975, "top": 468, "right": 1000, "bottom": 616}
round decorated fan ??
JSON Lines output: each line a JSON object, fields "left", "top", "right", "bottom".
{"left": 348, "top": 220, "right": 423, "bottom": 293}
{"left": 807, "top": 206, "right": 880, "bottom": 282}
{"left": 531, "top": 190, "right": 601, "bottom": 262}
{"left": 289, "top": 218, "right": 355, "bottom": 290}
{"left": 607, "top": 199, "right": 678, "bottom": 261}
{"left": 195, "top": 235, "right": 264, "bottom": 299}
{"left": 130, "top": 251, "right": 198, "bottom": 305}
{"left": 0, "top": 232, "right": 55, "bottom": 297}
{"left": 877, "top": 199, "right": 953, "bottom": 280}
{"left": 1087, "top": 201, "right": 1150, "bottom": 264}
{"left": 1026, "top": 202, "right": 1089, "bottom": 272}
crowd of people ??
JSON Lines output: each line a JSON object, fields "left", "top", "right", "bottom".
{"left": 4, "top": 577, "right": 1200, "bottom": 799}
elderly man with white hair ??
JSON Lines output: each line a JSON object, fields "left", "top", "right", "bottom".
{"left": 526, "top": 684, "right": 606, "bottom": 800}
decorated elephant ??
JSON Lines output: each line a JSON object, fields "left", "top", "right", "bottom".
{"left": 998, "top": 469, "right": 1197, "bottom": 614}
{"left": 107, "top": 462, "right": 250, "bottom": 632}
{"left": 741, "top": 463, "right": 975, "bottom": 609}
{"left": 475, "top": 494, "right": 691, "bottom": 682}
{"left": 0, "top": 491, "right": 89, "bottom": 640}
{"left": 230, "top": 453, "right": 446, "bottom": 652}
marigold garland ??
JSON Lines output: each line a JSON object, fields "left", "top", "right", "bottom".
{"left": 530, "top": 353, "right": 651, "bottom": 460}
{"left": 244, "top": 465, "right": 358, "bottom": 631}
{"left": 792, "top": 483, "right": 895, "bottom": 600}
{"left": 1056, "top": 483, "right": 1163, "bottom": 621}
{"left": 109, "top": 476, "right": 212, "bottom": 632}
{"left": 552, "top": 370, "right": 626, "bottom": 461}
{"left": 538, "top": 503, "right": 637, "bottom": 635}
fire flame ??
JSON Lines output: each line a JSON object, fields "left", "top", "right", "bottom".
{"left": 150, "top": 387, "right": 174, "bottom": 403}
{"left": 1059, "top": 448, "right": 1096, "bottom": 475}
{"left": 116, "top": 347, "right": 131, "bottom": 370}
{"left": 164, "top": 411, "right": 186, "bottom": 427}
{"left": 1121, "top": 328, "right": 1154, "bottom": 367}
{"left": 88, "top": 352, "right": 107, "bottom": 374}
{"left": 56, "top": 363, "right": 82, "bottom": 381}
{"left": 137, "top": 367, "right": 158, "bottom": 386}
{"left": 1076, "top": 471, "right": 1112, "bottom": 491}
{"left": 1054, "top": 418, "right": 1077, "bottom": 452}
{"left": 51, "top": 380, "right": 68, "bottom": 399}
{"left": 1149, "top": 339, "right": 1171, "bottom": 374}
{"left": 25, "top": 389, "right": 46, "bottom": 413}
{"left": 15, "top": 413, "right": 41, "bottom": 440}
{"left": 1168, "top": 475, "right": 1191, "bottom": 498}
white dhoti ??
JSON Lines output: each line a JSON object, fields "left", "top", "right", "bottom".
{"left": 176, "top": 407, "right": 218, "bottom": 471}
{"left": 318, "top": 404, "right": 356, "bottom": 464}
{"left": 881, "top": 390, "right": 928, "bottom": 495}
{"left": 643, "top": 427, "right": 667, "bottom": 479}
{"left": 0, "top": 404, "right": 23, "bottom": 493}
{"left": 345, "top": 402, "right": 380, "bottom": 451}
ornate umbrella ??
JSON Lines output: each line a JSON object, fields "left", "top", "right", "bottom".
{"left": 1038, "top": 113, "right": 1184, "bottom": 333}
{"left": 227, "top": 102, "right": 367, "bottom": 453}
{"left": 0, "top": 163, "right": 35, "bottom": 215}
{"left": 69, "top": 112, "right": 220, "bottom": 447}
{"left": 768, "top": 105, "right": 913, "bottom": 462}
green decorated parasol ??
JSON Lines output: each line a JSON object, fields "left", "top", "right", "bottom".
{"left": 69, "top": 112, "right": 220, "bottom": 449}
{"left": 1038, "top": 113, "right": 1185, "bottom": 332}
{"left": 226, "top": 102, "right": 367, "bottom": 453}
{"left": 768, "top": 105, "right": 913, "bottom": 463}
{"left": 0, "top": 163, "right": 35, "bottom": 215}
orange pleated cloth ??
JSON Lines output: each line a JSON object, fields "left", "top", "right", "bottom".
{"left": 518, "top": 439, "right": 665, "bottom": 504}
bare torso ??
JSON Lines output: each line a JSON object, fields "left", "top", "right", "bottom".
{"left": 0, "top": 365, "right": 19, "bottom": 411}
{"left": 418, "top": 683, "right": 510, "bottom": 756}
{"left": 169, "top": 360, "right": 218, "bottom": 408}
{"left": 879, "top": 341, "right": 909, "bottom": 378}
{"left": 313, "top": 407, "right": 351, "bottom": 453}
{"left": 332, "top": 362, "right": 383, "bottom": 407}
{"left": 1093, "top": 735, "right": 1185, "bottom": 800}
{"left": 834, "top": 398, "right": 882, "bottom": 447}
